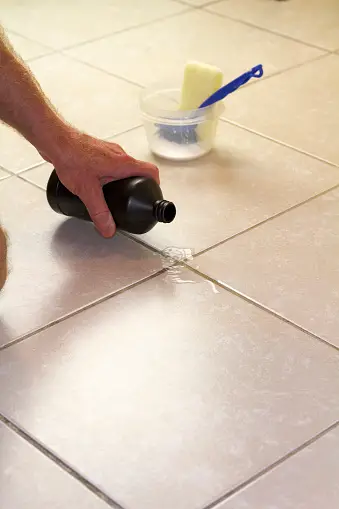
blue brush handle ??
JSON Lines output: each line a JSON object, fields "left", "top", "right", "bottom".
{"left": 199, "top": 64, "right": 263, "bottom": 109}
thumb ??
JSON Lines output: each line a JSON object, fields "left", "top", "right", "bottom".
{"left": 79, "top": 180, "right": 116, "bottom": 238}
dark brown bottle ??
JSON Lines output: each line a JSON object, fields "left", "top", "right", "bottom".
{"left": 46, "top": 170, "right": 176, "bottom": 234}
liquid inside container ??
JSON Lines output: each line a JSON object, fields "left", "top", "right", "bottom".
{"left": 140, "top": 86, "right": 224, "bottom": 161}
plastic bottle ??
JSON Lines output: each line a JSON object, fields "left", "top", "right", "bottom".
{"left": 46, "top": 170, "right": 176, "bottom": 234}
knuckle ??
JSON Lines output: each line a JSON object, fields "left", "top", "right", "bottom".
{"left": 108, "top": 141, "right": 127, "bottom": 155}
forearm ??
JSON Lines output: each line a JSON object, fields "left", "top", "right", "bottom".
{"left": 0, "top": 26, "right": 70, "bottom": 161}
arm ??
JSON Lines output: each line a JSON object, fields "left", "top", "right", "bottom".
{"left": 0, "top": 26, "right": 70, "bottom": 160}
{"left": 0, "top": 26, "right": 159, "bottom": 238}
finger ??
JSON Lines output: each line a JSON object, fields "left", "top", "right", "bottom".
{"left": 135, "top": 160, "right": 160, "bottom": 184}
{"left": 121, "top": 158, "right": 160, "bottom": 184}
{"left": 79, "top": 180, "right": 116, "bottom": 238}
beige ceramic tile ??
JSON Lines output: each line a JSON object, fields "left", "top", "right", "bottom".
{"left": 223, "top": 54, "right": 339, "bottom": 166}
{"left": 95, "top": 123, "right": 339, "bottom": 253}
{"left": 0, "top": 129, "right": 42, "bottom": 174}
{"left": 192, "top": 187, "right": 339, "bottom": 348}
{"left": 20, "top": 162, "right": 54, "bottom": 190}
{"left": 67, "top": 10, "right": 323, "bottom": 87}
{"left": 0, "top": 169, "right": 10, "bottom": 180}
{"left": 0, "top": 53, "right": 142, "bottom": 173}
{"left": 218, "top": 426, "right": 339, "bottom": 509}
{"left": 0, "top": 269, "right": 338, "bottom": 509}
{"left": 180, "top": 0, "right": 214, "bottom": 6}
{"left": 6, "top": 32, "right": 52, "bottom": 61}
{"left": 208, "top": 0, "right": 339, "bottom": 50}
{"left": 0, "top": 421, "right": 110, "bottom": 509}
{"left": 0, "top": 178, "right": 163, "bottom": 346}
{"left": 0, "top": 0, "right": 186, "bottom": 50}
{"left": 32, "top": 53, "right": 142, "bottom": 139}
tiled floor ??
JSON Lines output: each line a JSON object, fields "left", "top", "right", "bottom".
{"left": 0, "top": 1, "right": 339, "bottom": 509}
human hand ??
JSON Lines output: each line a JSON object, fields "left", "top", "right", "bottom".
{"left": 44, "top": 128, "right": 160, "bottom": 238}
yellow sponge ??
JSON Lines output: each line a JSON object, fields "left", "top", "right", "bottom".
{"left": 180, "top": 61, "right": 223, "bottom": 110}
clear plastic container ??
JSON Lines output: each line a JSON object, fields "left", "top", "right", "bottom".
{"left": 140, "top": 86, "right": 224, "bottom": 161}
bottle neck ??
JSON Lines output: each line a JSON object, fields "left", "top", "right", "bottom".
{"left": 153, "top": 200, "right": 176, "bottom": 224}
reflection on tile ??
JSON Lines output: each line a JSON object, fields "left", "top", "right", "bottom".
{"left": 0, "top": 421, "right": 109, "bottom": 509}
{"left": 0, "top": 0, "right": 186, "bottom": 49}
{"left": 0, "top": 169, "right": 10, "bottom": 181}
{"left": 100, "top": 123, "right": 339, "bottom": 253}
{"left": 6, "top": 32, "right": 51, "bottom": 60}
{"left": 20, "top": 162, "right": 53, "bottom": 190}
{"left": 0, "top": 269, "right": 338, "bottom": 509}
{"left": 0, "top": 53, "right": 141, "bottom": 173}
{"left": 219, "top": 426, "right": 339, "bottom": 509}
{"left": 208, "top": 0, "right": 339, "bottom": 51}
{"left": 0, "top": 178, "right": 163, "bottom": 346}
{"left": 67, "top": 10, "right": 323, "bottom": 87}
{"left": 223, "top": 54, "right": 339, "bottom": 166}
{"left": 192, "top": 187, "right": 339, "bottom": 348}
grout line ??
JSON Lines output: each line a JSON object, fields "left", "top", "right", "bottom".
{"left": 63, "top": 9, "right": 329, "bottom": 92}
{"left": 16, "top": 173, "right": 46, "bottom": 191}
{"left": 244, "top": 52, "right": 330, "bottom": 89}
{"left": 18, "top": 162, "right": 54, "bottom": 176}
{"left": 115, "top": 150, "right": 339, "bottom": 271}
{"left": 193, "top": 182, "right": 339, "bottom": 259}
{"left": 11, "top": 168, "right": 339, "bottom": 354}
{"left": 203, "top": 8, "right": 332, "bottom": 53}
{"left": 63, "top": 52, "right": 144, "bottom": 88}
{"left": 1, "top": 277, "right": 337, "bottom": 509}
{"left": 219, "top": 115, "right": 339, "bottom": 169}
{"left": 0, "top": 268, "right": 166, "bottom": 352}
{"left": 104, "top": 124, "right": 144, "bottom": 142}
{"left": 0, "top": 165, "right": 12, "bottom": 176}
{"left": 0, "top": 413, "right": 126, "bottom": 509}
{"left": 172, "top": 0, "right": 225, "bottom": 7}
{"left": 119, "top": 231, "right": 164, "bottom": 256}
{"left": 1, "top": 161, "right": 45, "bottom": 178}
{"left": 17, "top": 160, "right": 46, "bottom": 172}
{"left": 25, "top": 49, "right": 59, "bottom": 63}
{"left": 18, "top": 162, "right": 49, "bottom": 176}
{"left": 217, "top": 51, "right": 330, "bottom": 95}
{"left": 6, "top": 28, "right": 54, "bottom": 52}
{"left": 0, "top": 175, "right": 12, "bottom": 182}
{"left": 60, "top": 8, "right": 192, "bottom": 53}
{"left": 184, "top": 264, "right": 339, "bottom": 352}
{"left": 198, "top": 0, "right": 223, "bottom": 7}
{"left": 84, "top": 224, "right": 339, "bottom": 353}
{"left": 202, "top": 419, "right": 339, "bottom": 509}
{"left": 5, "top": 29, "right": 58, "bottom": 63}
{"left": 171, "top": 0, "right": 200, "bottom": 6}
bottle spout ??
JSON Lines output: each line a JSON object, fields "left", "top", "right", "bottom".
{"left": 153, "top": 200, "right": 176, "bottom": 224}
